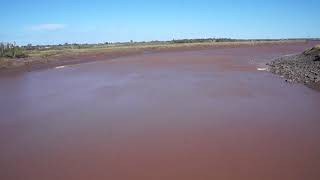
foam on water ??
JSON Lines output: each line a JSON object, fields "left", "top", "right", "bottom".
{"left": 55, "top": 66, "right": 66, "bottom": 69}
{"left": 257, "top": 67, "right": 268, "bottom": 71}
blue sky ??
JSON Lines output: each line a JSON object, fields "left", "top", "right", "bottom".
{"left": 1, "top": 0, "right": 319, "bottom": 45}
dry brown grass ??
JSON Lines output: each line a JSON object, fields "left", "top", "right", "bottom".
{"left": 27, "top": 40, "right": 307, "bottom": 59}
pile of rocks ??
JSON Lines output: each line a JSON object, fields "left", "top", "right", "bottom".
{"left": 267, "top": 45, "right": 320, "bottom": 90}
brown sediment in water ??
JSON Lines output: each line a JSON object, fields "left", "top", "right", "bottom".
{"left": 1, "top": 42, "right": 320, "bottom": 180}
{"left": 0, "top": 40, "right": 312, "bottom": 74}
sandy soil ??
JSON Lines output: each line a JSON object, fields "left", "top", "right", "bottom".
{"left": 1, "top": 42, "right": 320, "bottom": 180}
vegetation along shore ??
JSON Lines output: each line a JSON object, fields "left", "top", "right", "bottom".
{"left": 0, "top": 38, "right": 314, "bottom": 73}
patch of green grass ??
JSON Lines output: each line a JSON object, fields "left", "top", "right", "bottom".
{"left": 1, "top": 43, "right": 28, "bottom": 58}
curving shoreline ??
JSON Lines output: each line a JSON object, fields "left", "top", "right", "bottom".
{"left": 0, "top": 40, "right": 310, "bottom": 74}
{"left": 2, "top": 40, "right": 320, "bottom": 180}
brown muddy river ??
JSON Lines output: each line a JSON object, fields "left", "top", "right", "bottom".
{"left": 1, "top": 43, "right": 320, "bottom": 180}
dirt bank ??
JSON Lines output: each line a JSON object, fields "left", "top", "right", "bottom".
{"left": 0, "top": 40, "right": 309, "bottom": 74}
{"left": 267, "top": 45, "right": 320, "bottom": 91}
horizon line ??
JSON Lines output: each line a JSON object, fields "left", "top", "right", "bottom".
{"left": 2, "top": 37, "right": 320, "bottom": 47}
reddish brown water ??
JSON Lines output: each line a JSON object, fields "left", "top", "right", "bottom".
{"left": 1, "top": 43, "right": 320, "bottom": 180}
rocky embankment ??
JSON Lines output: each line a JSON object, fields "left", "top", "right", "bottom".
{"left": 267, "top": 45, "right": 320, "bottom": 90}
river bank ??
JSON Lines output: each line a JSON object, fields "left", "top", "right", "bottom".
{"left": 267, "top": 45, "right": 320, "bottom": 91}
{"left": 1, "top": 42, "right": 320, "bottom": 180}
{"left": 0, "top": 40, "right": 309, "bottom": 74}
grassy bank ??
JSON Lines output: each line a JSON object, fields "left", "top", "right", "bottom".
{"left": 1, "top": 39, "right": 312, "bottom": 59}
{"left": 0, "top": 43, "right": 27, "bottom": 59}
{"left": 0, "top": 39, "right": 312, "bottom": 72}
{"left": 24, "top": 39, "right": 308, "bottom": 59}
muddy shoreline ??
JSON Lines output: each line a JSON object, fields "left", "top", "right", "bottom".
{"left": 0, "top": 40, "right": 310, "bottom": 75}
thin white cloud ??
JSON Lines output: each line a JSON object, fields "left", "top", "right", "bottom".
{"left": 30, "top": 24, "right": 67, "bottom": 31}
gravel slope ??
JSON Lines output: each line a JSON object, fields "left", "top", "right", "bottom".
{"left": 267, "top": 45, "right": 320, "bottom": 91}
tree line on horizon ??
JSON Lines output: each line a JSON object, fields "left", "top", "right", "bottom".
{"left": 1, "top": 38, "right": 318, "bottom": 59}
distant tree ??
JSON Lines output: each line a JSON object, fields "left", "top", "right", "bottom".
{"left": 0, "top": 42, "right": 4, "bottom": 57}
{"left": 27, "top": 44, "right": 33, "bottom": 50}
